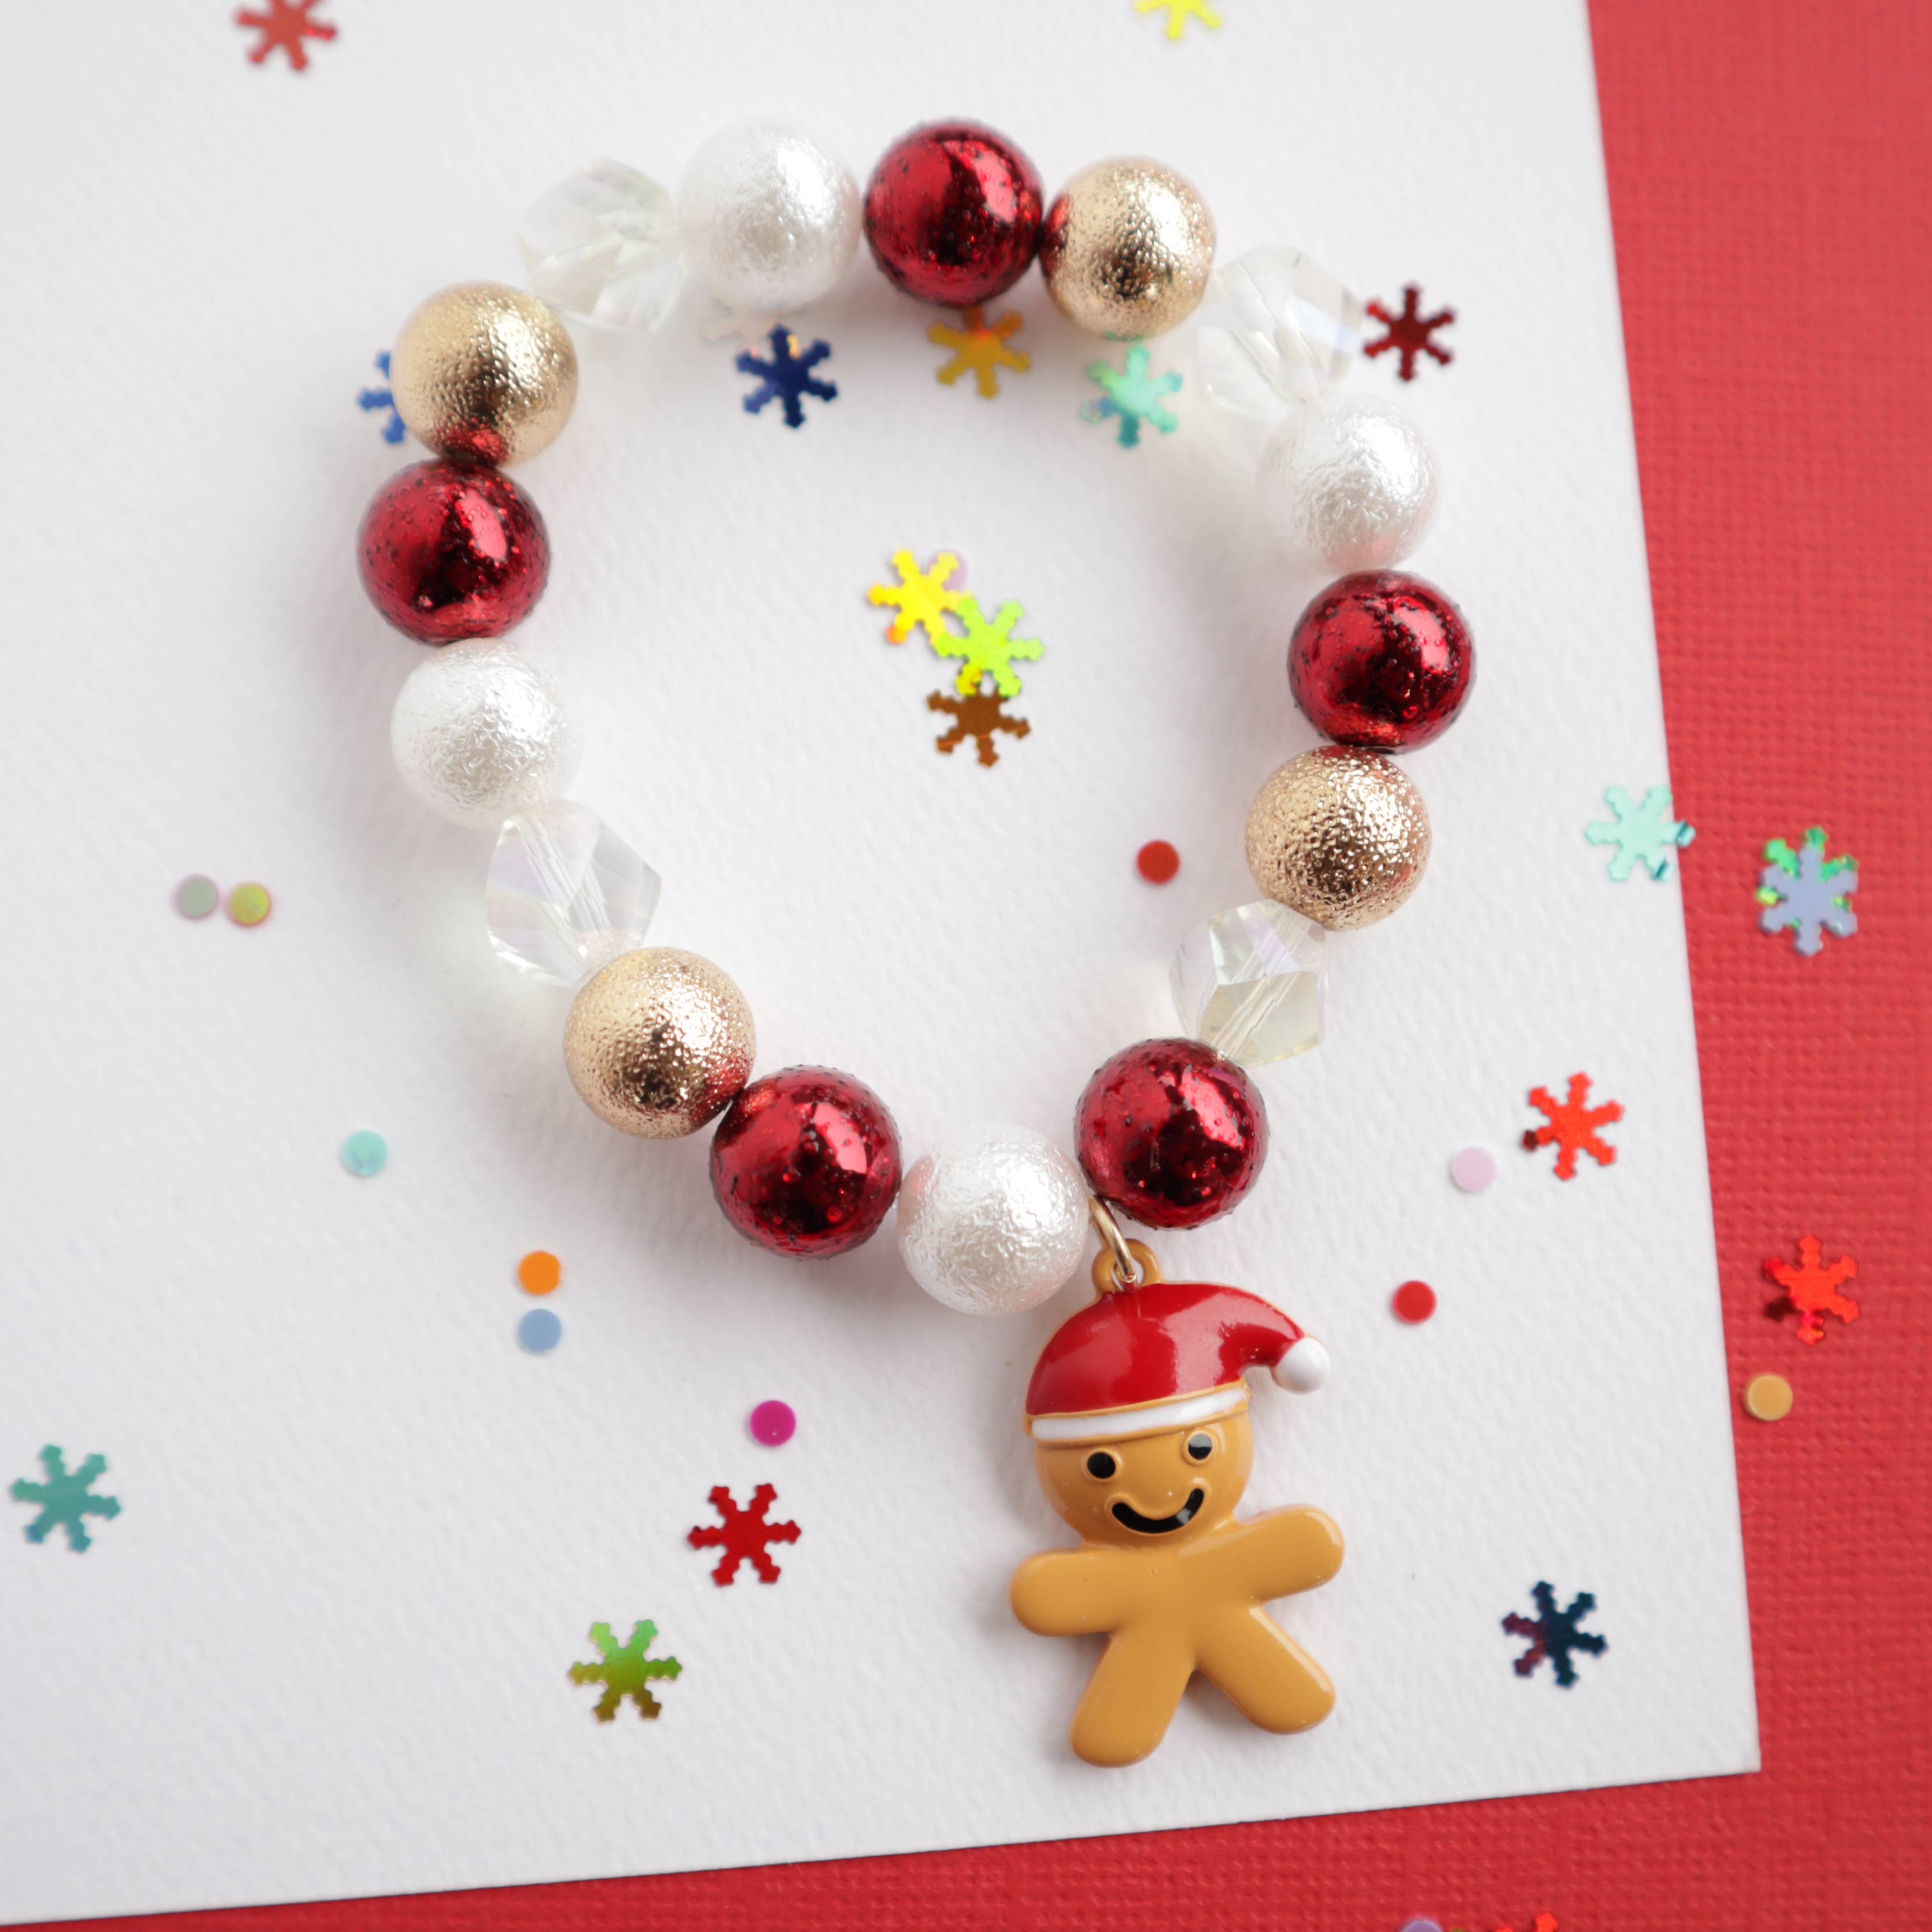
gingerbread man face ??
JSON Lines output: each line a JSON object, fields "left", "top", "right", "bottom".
{"left": 1031, "top": 1407, "right": 1254, "bottom": 1550}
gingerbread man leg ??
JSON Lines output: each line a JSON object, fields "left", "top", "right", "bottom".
{"left": 1194, "top": 1605, "right": 1335, "bottom": 1734}
{"left": 1068, "top": 1624, "right": 1197, "bottom": 1767}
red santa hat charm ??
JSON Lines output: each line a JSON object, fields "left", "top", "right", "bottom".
{"left": 1024, "top": 1277, "right": 1330, "bottom": 1446}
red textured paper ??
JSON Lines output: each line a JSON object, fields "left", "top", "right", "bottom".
{"left": 59, "top": 0, "right": 1930, "bottom": 1924}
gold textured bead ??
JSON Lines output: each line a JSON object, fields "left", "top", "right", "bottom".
{"left": 390, "top": 282, "right": 578, "bottom": 466}
{"left": 1245, "top": 747, "right": 1431, "bottom": 930}
{"left": 1038, "top": 157, "right": 1216, "bottom": 339}
{"left": 563, "top": 948, "right": 755, "bottom": 1139}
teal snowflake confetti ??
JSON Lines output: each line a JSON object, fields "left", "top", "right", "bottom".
{"left": 736, "top": 327, "right": 837, "bottom": 428}
{"left": 1583, "top": 784, "right": 1694, "bottom": 880}
{"left": 1502, "top": 1581, "right": 1606, "bottom": 1688}
{"left": 567, "top": 1620, "right": 682, "bottom": 1721}
{"left": 1757, "top": 826, "right": 1857, "bottom": 956}
{"left": 931, "top": 594, "right": 1043, "bottom": 698}
{"left": 11, "top": 1446, "right": 121, "bottom": 1552}
{"left": 1083, "top": 345, "right": 1181, "bottom": 448}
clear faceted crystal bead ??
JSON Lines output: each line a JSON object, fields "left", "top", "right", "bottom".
{"left": 1170, "top": 901, "right": 1329, "bottom": 1065}
{"left": 486, "top": 799, "right": 661, "bottom": 986}
{"left": 517, "top": 159, "right": 688, "bottom": 331}
{"left": 1197, "top": 245, "right": 1367, "bottom": 417}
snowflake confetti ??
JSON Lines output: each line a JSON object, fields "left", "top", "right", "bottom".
{"left": 687, "top": 1483, "right": 801, "bottom": 1586}
{"left": 1763, "top": 1234, "right": 1859, "bottom": 1344}
{"left": 1083, "top": 345, "right": 1182, "bottom": 448}
{"left": 10, "top": 1447, "right": 120, "bottom": 1552}
{"left": 928, "top": 683, "right": 1031, "bottom": 768}
{"left": 235, "top": 0, "right": 336, "bottom": 70}
{"left": 1757, "top": 826, "right": 1857, "bottom": 956}
{"left": 1136, "top": 0, "right": 1224, "bottom": 38}
{"left": 1365, "top": 284, "right": 1455, "bottom": 380}
{"left": 567, "top": 1620, "right": 682, "bottom": 1721}
{"left": 356, "top": 352, "right": 405, "bottom": 444}
{"left": 867, "top": 549, "right": 965, "bottom": 648}
{"left": 1584, "top": 784, "right": 1694, "bottom": 880}
{"left": 736, "top": 328, "right": 837, "bottom": 428}
{"left": 1522, "top": 1073, "right": 1621, "bottom": 1180}
{"left": 929, "top": 308, "right": 1031, "bottom": 398}
{"left": 931, "top": 595, "right": 1042, "bottom": 698}
{"left": 1502, "top": 1582, "right": 1606, "bottom": 1688}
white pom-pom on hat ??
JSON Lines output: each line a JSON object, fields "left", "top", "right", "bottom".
{"left": 1271, "top": 1335, "right": 1330, "bottom": 1393}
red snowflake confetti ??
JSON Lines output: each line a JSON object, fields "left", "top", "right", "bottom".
{"left": 687, "top": 1483, "right": 800, "bottom": 1586}
{"left": 1522, "top": 1073, "right": 1621, "bottom": 1179}
{"left": 928, "top": 684, "right": 1030, "bottom": 767}
{"left": 1364, "top": 284, "right": 1455, "bottom": 381}
{"left": 235, "top": 0, "right": 336, "bottom": 71}
{"left": 1763, "top": 1234, "right": 1860, "bottom": 1344}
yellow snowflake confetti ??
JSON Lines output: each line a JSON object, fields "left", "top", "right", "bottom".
{"left": 1136, "top": 0, "right": 1222, "bottom": 37}
{"left": 867, "top": 550, "right": 965, "bottom": 648}
{"left": 928, "top": 307, "right": 1031, "bottom": 399}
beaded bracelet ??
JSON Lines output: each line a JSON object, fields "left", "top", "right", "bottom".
{"left": 353, "top": 117, "right": 1475, "bottom": 1768}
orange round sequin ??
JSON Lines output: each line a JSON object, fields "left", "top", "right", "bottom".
{"left": 1743, "top": 1372, "right": 1793, "bottom": 1422}
{"left": 517, "top": 1250, "right": 562, "bottom": 1296}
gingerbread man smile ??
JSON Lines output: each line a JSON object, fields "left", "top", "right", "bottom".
{"left": 1010, "top": 1262, "right": 1341, "bottom": 1766}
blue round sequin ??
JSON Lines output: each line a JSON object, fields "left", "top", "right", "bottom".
{"left": 517, "top": 1308, "right": 562, "bottom": 1354}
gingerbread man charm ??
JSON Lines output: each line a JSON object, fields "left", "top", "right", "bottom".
{"left": 1010, "top": 1244, "right": 1341, "bottom": 1766}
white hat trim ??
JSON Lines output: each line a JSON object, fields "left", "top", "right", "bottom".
{"left": 1027, "top": 1383, "right": 1247, "bottom": 1446}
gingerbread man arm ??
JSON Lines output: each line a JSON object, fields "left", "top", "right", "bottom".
{"left": 1010, "top": 1547, "right": 1132, "bottom": 1636}
{"left": 1227, "top": 1506, "right": 1345, "bottom": 1601}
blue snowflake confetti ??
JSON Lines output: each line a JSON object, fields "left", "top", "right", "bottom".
{"left": 356, "top": 352, "right": 406, "bottom": 444}
{"left": 1583, "top": 784, "right": 1694, "bottom": 880}
{"left": 1757, "top": 826, "right": 1857, "bottom": 956}
{"left": 1502, "top": 1580, "right": 1606, "bottom": 1687}
{"left": 10, "top": 1446, "right": 121, "bottom": 1552}
{"left": 1082, "top": 345, "right": 1181, "bottom": 448}
{"left": 736, "top": 328, "right": 837, "bottom": 428}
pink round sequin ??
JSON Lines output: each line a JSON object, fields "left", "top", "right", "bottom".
{"left": 1450, "top": 1145, "right": 1497, "bottom": 1193}
{"left": 749, "top": 1400, "right": 796, "bottom": 1447}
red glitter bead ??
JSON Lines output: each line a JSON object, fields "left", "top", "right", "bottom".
{"left": 863, "top": 121, "right": 1044, "bottom": 307}
{"left": 356, "top": 460, "right": 550, "bottom": 644}
{"left": 1074, "top": 1039, "right": 1269, "bottom": 1231}
{"left": 710, "top": 1066, "right": 902, "bottom": 1259}
{"left": 1288, "top": 570, "right": 1474, "bottom": 751}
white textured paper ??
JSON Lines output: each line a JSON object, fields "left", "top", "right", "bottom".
{"left": 0, "top": 1, "right": 1756, "bottom": 1922}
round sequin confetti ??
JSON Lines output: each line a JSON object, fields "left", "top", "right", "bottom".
{"left": 1393, "top": 1279, "right": 1436, "bottom": 1323}
{"left": 517, "top": 1250, "right": 562, "bottom": 1295}
{"left": 339, "top": 1130, "right": 388, "bottom": 1178}
{"left": 749, "top": 1400, "right": 796, "bottom": 1446}
{"left": 226, "top": 882, "right": 272, "bottom": 926}
{"left": 1743, "top": 1372, "right": 1793, "bottom": 1422}
{"left": 1136, "top": 839, "right": 1181, "bottom": 884}
{"left": 173, "top": 874, "right": 219, "bottom": 919}
{"left": 1450, "top": 1145, "right": 1497, "bottom": 1192}
{"left": 517, "top": 1308, "right": 563, "bottom": 1354}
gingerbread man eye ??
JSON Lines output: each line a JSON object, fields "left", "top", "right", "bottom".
{"left": 1085, "top": 1450, "right": 1118, "bottom": 1480}
{"left": 1185, "top": 1432, "right": 1214, "bottom": 1462}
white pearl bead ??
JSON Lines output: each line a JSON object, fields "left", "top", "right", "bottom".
{"left": 1256, "top": 393, "right": 1439, "bottom": 574}
{"left": 676, "top": 119, "right": 860, "bottom": 315}
{"left": 897, "top": 1124, "right": 1089, "bottom": 1316}
{"left": 389, "top": 640, "right": 580, "bottom": 830}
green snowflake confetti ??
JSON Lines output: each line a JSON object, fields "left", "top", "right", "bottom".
{"left": 568, "top": 1620, "right": 682, "bottom": 1722}
{"left": 1583, "top": 784, "right": 1695, "bottom": 880}
{"left": 932, "top": 594, "right": 1044, "bottom": 698}
{"left": 1083, "top": 345, "right": 1182, "bottom": 448}
{"left": 11, "top": 1446, "right": 120, "bottom": 1552}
